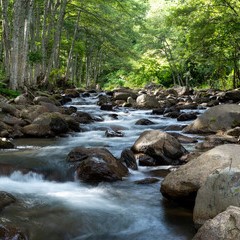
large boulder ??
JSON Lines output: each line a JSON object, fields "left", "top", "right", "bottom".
{"left": 20, "top": 105, "right": 52, "bottom": 122}
{"left": 67, "top": 147, "right": 128, "bottom": 182}
{"left": 131, "top": 130, "right": 188, "bottom": 165}
{"left": 184, "top": 104, "right": 240, "bottom": 134}
{"left": 22, "top": 112, "right": 69, "bottom": 137}
{"left": 193, "top": 167, "right": 240, "bottom": 227}
{"left": 136, "top": 94, "right": 160, "bottom": 109}
{"left": 193, "top": 206, "right": 240, "bottom": 240}
{"left": 160, "top": 144, "right": 240, "bottom": 204}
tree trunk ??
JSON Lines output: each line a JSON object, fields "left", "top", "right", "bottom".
{"left": 66, "top": 10, "right": 81, "bottom": 80}
{"left": 0, "top": 0, "right": 11, "bottom": 78}
{"left": 43, "top": 0, "right": 67, "bottom": 84}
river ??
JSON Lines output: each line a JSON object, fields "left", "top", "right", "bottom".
{"left": 0, "top": 93, "right": 197, "bottom": 239}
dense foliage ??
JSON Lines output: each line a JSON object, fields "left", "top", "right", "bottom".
{"left": 0, "top": 0, "right": 239, "bottom": 91}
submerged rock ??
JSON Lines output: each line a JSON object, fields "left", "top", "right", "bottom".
{"left": 134, "top": 177, "right": 159, "bottom": 184}
{"left": 135, "top": 118, "right": 155, "bottom": 125}
{"left": 105, "top": 129, "right": 124, "bottom": 137}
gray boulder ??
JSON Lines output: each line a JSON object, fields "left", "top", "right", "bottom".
{"left": 22, "top": 112, "right": 68, "bottom": 137}
{"left": 184, "top": 104, "right": 240, "bottom": 134}
{"left": 132, "top": 130, "right": 187, "bottom": 165}
{"left": 193, "top": 167, "right": 240, "bottom": 227}
{"left": 193, "top": 206, "right": 240, "bottom": 240}
{"left": 160, "top": 144, "right": 240, "bottom": 203}
{"left": 136, "top": 94, "right": 160, "bottom": 109}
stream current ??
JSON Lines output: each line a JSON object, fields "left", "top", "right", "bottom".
{"left": 0, "top": 93, "right": 197, "bottom": 240}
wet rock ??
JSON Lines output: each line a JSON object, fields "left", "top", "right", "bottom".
{"left": 67, "top": 147, "right": 128, "bottom": 182}
{"left": 0, "top": 102, "right": 20, "bottom": 117}
{"left": 62, "top": 115, "right": 81, "bottom": 132}
{"left": 33, "top": 96, "right": 56, "bottom": 105}
{"left": 60, "top": 95, "right": 72, "bottom": 105}
{"left": 151, "top": 108, "right": 165, "bottom": 115}
{"left": 184, "top": 104, "right": 240, "bottom": 134}
{"left": 113, "top": 91, "right": 137, "bottom": 101}
{"left": 177, "top": 112, "right": 198, "bottom": 121}
{"left": 108, "top": 114, "right": 118, "bottom": 120}
{"left": 163, "top": 107, "right": 180, "bottom": 114}
{"left": 22, "top": 124, "right": 53, "bottom": 137}
{"left": 206, "top": 99, "right": 219, "bottom": 107}
{"left": 73, "top": 111, "right": 94, "bottom": 124}
{"left": 14, "top": 94, "right": 28, "bottom": 105}
{"left": 148, "top": 169, "right": 171, "bottom": 178}
{"left": 135, "top": 118, "right": 155, "bottom": 125}
{"left": 120, "top": 149, "right": 138, "bottom": 170}
{"left": 63, "top": 106, "right": 77, "bottom": 115}
{"left": 2, "top": 115, "right": 26, "bottom": 126}
{"left": 163, "top": 111, "right": 181, "bottom": 118}
{"left": 160, "top": 144, "right": 240, "bottom": 204}
{"left": 175, "top": 86, "right": 193, "bottom": 96}
{"left": 168, "top": 132, "right": 198, "bottom": 144}
{"left": 132, "top": 130, "right": 188, "bottom": 165}
{"left": 100, "top": 104, "right": 113, "bottom": 111}
{"left": 105, "top": 129, "right": 124, "bottom": 137}
{"left": 126, "top": 97, "right": 136, "bottom": 107}
{"left": 219, "top": 89, "right": 240, "bottom": 103}
{"left": 136, "top": 94, "right": 160, "bottom": 109}
{"left": 0, "top": 138, "right": 14, "bottom": 149}
{"left": 22, "top": 112, "right": 69, "bottom": 137}
{"left": 225, "top": 127, "right": 240, "bottom": 137}
{"left": 195, "top": 135, "right": 238, "bottom": 150}
{"left": 0, "top": 191, "right": 16, "bottom": 211}
{"left": 97, "top": 95, "right": 111, "bottom": 106}
{"left": 0, "top": 224, "right": 28, "bottom": 240}
{"left": 137, "top": 153, "right": 157, "bottom": 166}
{"left": 81, "top": 92, "right": 90, "bottom": 98}
{"left": 64, "top": 89, "right": 80, "bottom": 98}
{"left": 164, "top": 125, "right": 187, "bottom": 131}
{"left": 193, "top": 206, "right": 240, "bottom": 240}
{"left": 176, "top": 102, "right": 198, "bottom": 110}
{"left": 134, "top": 177, "right": 159, "bottom": 184}
{"left": 20, "top": 105, "right": 52, "bottom": 122}
{"left": 193, "top": 168, "right": 240, "bottom": 228}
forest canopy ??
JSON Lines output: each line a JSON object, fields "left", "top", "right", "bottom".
{"left": 0, "top": 0, "right": 239, "bottom": 91}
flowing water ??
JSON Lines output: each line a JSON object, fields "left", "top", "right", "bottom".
{"left": 0, "top": 93, "right": 198, "bottom": 240}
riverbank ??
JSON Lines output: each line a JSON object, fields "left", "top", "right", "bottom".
{"left": 1, "top": 86, "right": 240, "bottom": 239}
